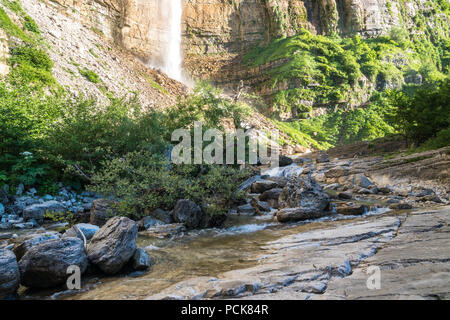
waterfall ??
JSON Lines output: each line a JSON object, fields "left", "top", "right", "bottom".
{"left": 148, "top": 0, "right": 183, "bottom": 82}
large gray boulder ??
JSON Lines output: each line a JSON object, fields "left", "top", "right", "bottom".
{"left": 251, "top": 180, "right": 278, "bottom": 193}
{"left": 87, "top": 216, "right": 138, "bottom": 275}
{"left": 276, "top": 208, "right": 326, "bottom": 223}
{"left": 259, "top": 188, "right": 283, "bottom": 201}
{"left": 278, "top": 175, "right": 330, "bottom": 212}
{"left": 89, "top": 199, "right": 118, "bottom": 227}
{"left": 172, "top": 200, "right": 203, "bottom": 229}
{"left": 22, "top": 201, "right": 65, "bottom": 222}
{"left": 0, "top": 249, "right": 20, "bottom": 299}
{"left": 19, "top": 238, "right": 88, "bottom": 288}
{"left": 63, "top": 223, "right": 99, "bottom": 242}
{"left": 324, "top": 166, "right": 349, "bottom": 179}
{"left": 13, "top": 231, "right": 61, "bottom": 260}
{"left": 149, "top": 208, "right": 173, "bottom": 224}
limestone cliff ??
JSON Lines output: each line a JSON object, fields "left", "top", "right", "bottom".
{"left": 47, "top": 0, "right": 426, "bottom": 59}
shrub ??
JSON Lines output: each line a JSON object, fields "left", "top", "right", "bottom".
{"left": 79, "top": 68, "right": 100, "bottom": 83}
{"left": 391, "top": 77, "right": 450, "bottom": 144}
{"left": 9, "top": 45, "right": 55, "bottom": 86}
{"left": 88, "top": 151, "right": 252, "bottom": 219}
{"left": 42, "top": 95, "right": 168, "bottom": 181}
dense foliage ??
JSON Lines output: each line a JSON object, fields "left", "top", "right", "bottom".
{"left": 390, "top": 77, "right": 450, "bottom": 146}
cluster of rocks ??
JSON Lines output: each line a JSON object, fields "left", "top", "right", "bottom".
{"left": 0, "top": 184, "right": 100, "bottom": 231}
{"left": 0, "top": 215, "right": 151, "bottom": 299}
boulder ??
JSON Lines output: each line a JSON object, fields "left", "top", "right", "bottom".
{"left": 250, "top": 198, "right": 271, "bottom": 215}
{"left": 13, "top": 232, "right": 61, "bottom": 260}
{"left": 19, "top": 238, "right": 88, "bottom": 288}
{"left": 131, "top": 248, "right": 151, "bottom": 270}
{"left": 63, "top": 223, "right": 100, "bottom": 242}
{"left": 338, "top": 192, "right": 353, "bottom": 200}
{"left": 22, "top": 201, "right": 66, "bottom": 222}
{"left": 276, "top": 208, "right": 326, "bottom": 223}
{"left": 357, "top": 188, "right": 373, "bottom": 195}
{"left": 259, "top": 188, "right": 283, "bottom": 201}
{"left": 336, "top": 204, "right": 368, "bottom": 215}
{"left": 250, "top": 180, "right": 278, "bottom": 193}
{"left": 316, "top": 153, "right": 330, "bottom": 163}
{"left": 389, "top": 203, "right": 413, "bottom": 210}
{"left": 0, "top": 249, "right": 20, "bottom": 299}
{"left": 352, "top": 174, "right": 373, "bottom": 189}
{"left": 149, "top": 208, "right": 173, "bottom": 224}
{"left": 138, "top": 216, "right": 164, "bottom": 231}
{"left": 279, "top": 155, "right": 293, "bottom": 167}
{"left": 140, "top": 223, "right": 186, "bottom": 238}
{"left": 265, "top": 176, "right": 288, "bottom": 188}
{"left": 87, "top": 216, "right": 138, "bottom": 275}
{"left": 418, "top": 195, "right": 443, "bottom": 203}
{"left": 324, "top": 166, "right": 349, "bottom": 179}
{"left": 89, "top": 199, "right": 118, "bottom": 227}
{"left": 237, "top": 204, "right": 255, "bottom": 216}
{"left": 378, "top": 186, "right": 392, "bottom": 194}
{"left": 278, "top": 176, "right": 330, "bottom": 212}
{"left": 235, "top": 175, "right": 262, "bottom": 192}
{"left": 172, "top": 200, "right": 203, "bottom": 229}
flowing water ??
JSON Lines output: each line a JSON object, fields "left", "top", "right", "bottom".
{"left": 35, "top": 206, "right": 391, "bottom": 300}
{"left": 148, "top": 0, "right": 183, "bottom": 81}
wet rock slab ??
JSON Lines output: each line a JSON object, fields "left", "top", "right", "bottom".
{"left": 147, "top": 215, "right": 402, "bottom": 299}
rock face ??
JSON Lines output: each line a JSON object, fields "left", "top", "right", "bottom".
{"left": 278, "top": 176, "right": 330, "bottom": 211}
{"left": 89, "top": 199, "right": 118, "bottom": 227}
{"left": 0, "top": 249, "right": 20, "bottom": 299}
{"left": 22, "top": 201, "right": 65, "bottom": 222}
{"left": 45, "top": 0, "right": 429, "bottom": 59}
{"left": 87, "top": 216, "right": 138, "bottom": 275}
{"left": 19, "top": 238, "right": 88, "bottom": 288}
{"left": 172, "top": 200, "right": 203, "bottom": 229}
{"left": 0, "top": 29, "right": 9, "bottom": 77}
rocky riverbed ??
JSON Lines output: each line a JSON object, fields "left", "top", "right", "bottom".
{"left": 0, "top": 146, "right": 449, "bottom": 299}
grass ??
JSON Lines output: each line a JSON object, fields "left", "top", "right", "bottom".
{"left": 79, "top": 68, "right": 100, "bottom": 83}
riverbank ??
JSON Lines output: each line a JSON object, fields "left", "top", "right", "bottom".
{"left": 1, "top": 144, "right": 449, "bottom": 300}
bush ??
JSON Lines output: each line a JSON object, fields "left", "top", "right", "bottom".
{"left": 164, "top": 82, "right": 251, "bottom": 133}
{"left": 0, "top": 83, "right": 63, "bottom": 188}
{"left": 79, "top": 68, "right": 100, "bottom": 83}
{"left": 42, "top": 95, "right": 168, "bottom": 182}
{"left": 88, "top": 151, "right": 252, "bottom": 220}
{"left": 9, "top": 45, "right": 55, "bottom": 86}
{"left": 391, "top": 77, "right": 450, "bottom": 144}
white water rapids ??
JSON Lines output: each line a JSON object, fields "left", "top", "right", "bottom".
{"left": 148, "top": 0, "right": 183, "bottom": 82}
